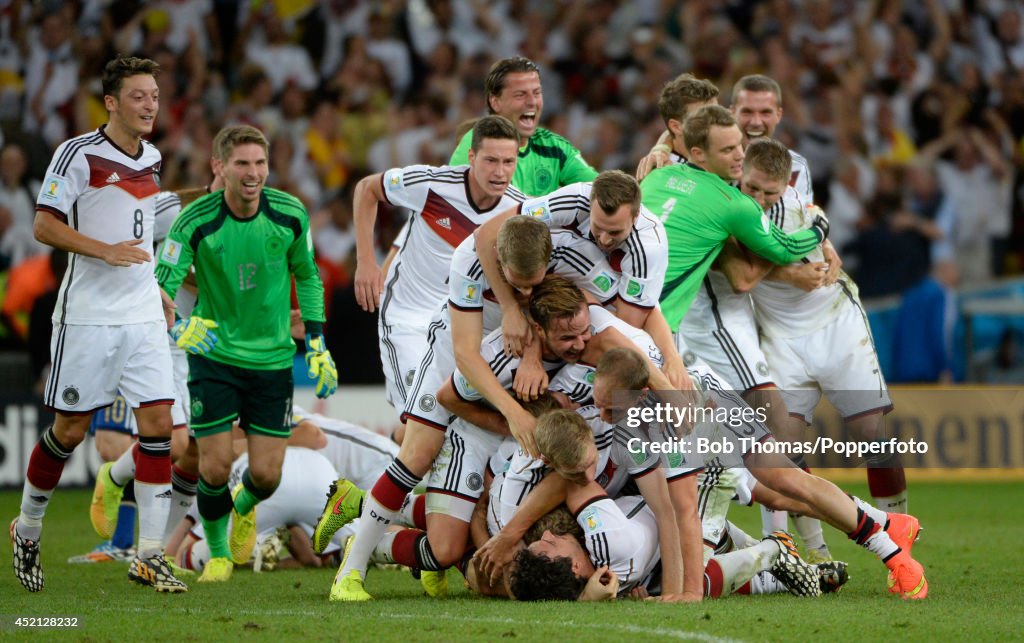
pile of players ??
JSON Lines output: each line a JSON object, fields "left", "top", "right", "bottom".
{"left": 11, "top": 54, "right": 927, "bottom": 603}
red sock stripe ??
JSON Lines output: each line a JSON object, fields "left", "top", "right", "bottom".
{"left": 848, "top": 509, "right": 880, "bottom": 545}
{"left": 413, "top": 494, "right": 427, "bottom": 530}
{"left": 703, "top": 559, "right": 724, "bottom": 598}
{"left": 390, "top": 529, "right": 422, "bottom": 568}
{"left": 26, "top": 442, "right": 65, "bottom": 490}
{"left": 135, "top": 450, "right": 171, "bottom": 484}
{"left": 172, "top": 464, "right": 199, "bottom": 484}
{"left": 373, "top": 473, "right": 411, "bottom": 511}
{"left": 736, "top": 580, "right": 752, "bottom": 595}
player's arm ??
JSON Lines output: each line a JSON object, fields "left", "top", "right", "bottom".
{"left": 634, "top": 469, "right": 683, "bottom": 597}
{"left": 635, "top": 130, "right": 673, "bottom": 181}
{"left": 475, "top": 471, "right": 567, "bottom": 584}
{"left": 727, "top": 199, "right": 827, "bottom": 265}
{"left": 287, "top": 209, "right": 337, "bottom": 398}
{"left": 763, "top": 262, "right": 828, "bottom": 292}
{"left": 665, "top": 474, "right": 704, "bottom": 602}
{"left": 557, "top": 142, "right": 599, "bottom": 187}
{"left": 452, "top": 306, "right": 539, "bottom": 456}
{"left": 715, "top": 238, "right": 774, "bottom": 293}
{"left": 352, "top": 172, "right": 388, "bottom": 312}
{"left": 436, "top": 377, "right": 510, "bottom": 437}
{"left": 474, "top": 205, "right": 532, "bottom": 356}
{"left": 34, "top": 209, "right": 152, "bottom": 267}
{"left": 616, "top": 303, "right": 691, "bottom": 391}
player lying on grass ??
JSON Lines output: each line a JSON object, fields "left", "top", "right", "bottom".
{"left": 467, "top": 408, "right": 846, "bottom": 601}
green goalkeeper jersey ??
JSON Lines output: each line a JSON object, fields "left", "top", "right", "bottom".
{"left": 450, "top": 126, "right": 597, "bottom": 196}
{"left": 641, "top": 163, "right": 822, "bottom": 332}
{"left": 155, "top": 188, "right": 325, "bottom": 370}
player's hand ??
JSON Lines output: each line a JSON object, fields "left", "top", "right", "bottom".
{"left": 354, "top": 259, "right": 384, "bottom": 313}
{"left": 635, "top": 147, "right": 670, "bottom": 181}
{"left": 662, "top": 353, "right": 691, "bottom": 391}
{"left": 507, "top": 407, "right": 539, "bottom": 458}
{"left": 808, "top": 204, "right": 829, "bottom": 242}
{"left": 305, "top": 334, "right": 338, "bottom": 398}
{"left": 474, "top": 531, "right": 522, "bottom": 586}
{"left": 159, "top": 289, "right": 177, "bottom": 331}
{"left": 628, "top": 585, "right": 650, "bottom": 600}
{"left": 821, "top": 240, "right": 842, "bottom": 287}
{"left": 501, "top": 307, "right": 531, "bottom": 357}
{"left": 170, "top": 317, "right": 219, "bottom": 354}
{"left": 579, "top": 566, "right": 619, "bottom": 601}
{"left": 791, "top": 262, "right": 829, "bottom": 292}
{"left": 103, "top": 239, "right": 151, "bottom": 267}
{"left": 513, "top": 354, "right": 548, "bottom": 402}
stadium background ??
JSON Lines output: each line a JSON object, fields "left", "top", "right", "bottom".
{"left": 2, "top": 0, "right": 1024, "bottom": 484}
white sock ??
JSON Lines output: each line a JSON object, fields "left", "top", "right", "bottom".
{"left": 398, "top": 493, "right": 423, "bottom": 528}
{"left": 852, "top": 495, "right": 888, "bottom": 525}
{"left": 371, "top": 531, "right": 399, "bottom": 565}
{"left": 749, "top": 570, "right": 788, "bottom": 594}
{"left": 109, "top": 446, "right": 136, "bottom": 487}
{"left": 793, "top": 514, "right": 828, "bottom": 554}
{"left": 710, "top": 538, "right": 778, "bottom": 595}
{"left": 760, "top": 505, "right": 788, "bottom": 536}
{"left": 135, "top": 481, "right": 171, "bottom": 558}
{"left": 873, "top": 491, "right": 908, "bottom": 514}
{"left": 339, "top": 495, "right": 400, "bottom": 579}
{"left": 17, "top": 481, "right": 54, "bottom": 541}
{"left": 162, "top": 491, "right": 195, "bottom": 548}
{"left": 726, "top": 521, "right": 758, "bottom": 549}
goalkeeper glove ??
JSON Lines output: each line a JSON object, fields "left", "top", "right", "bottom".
{"left": 305, "top": 334, "right": 338, "bottom": 399}
{"left": 170, "top": 317, "right": 219, "bottom": 355}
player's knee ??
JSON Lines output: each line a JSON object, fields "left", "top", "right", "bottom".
{"left": 198, "top": 459, "right": 231, "bottom": 487}
{"left": 170, "top": 429, "right": 189, "bottom": 461}
{"left": 247, "top": 464, "right": 281, "bottom": 491}
{"left": 426, "top": 533, "right": 465, "bottom": 568}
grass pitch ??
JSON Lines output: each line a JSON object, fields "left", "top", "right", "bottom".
{"left": 1, "top": 479, "right": 1021, "bottom": 642}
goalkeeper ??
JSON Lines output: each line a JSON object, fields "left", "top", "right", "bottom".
{"left": 155, "top": 124, "right": 337, "bottom": 583}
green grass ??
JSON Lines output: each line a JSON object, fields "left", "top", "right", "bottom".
{"left": 1, "top": 481, "right": 1022, "bottom": 641}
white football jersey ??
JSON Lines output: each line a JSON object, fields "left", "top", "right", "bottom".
{"left": 578, "top": 496, "right": 662, "bottom": 595}
{"left": 293, "top": 406, "right": 398, "bottom": 491}
{"left": 37, "top": 127, "right": 163, "bottom": 325}
{"left": 451, "top": 325, "right": 565, "bottom": 404}
{"left": 751, "top": 187, "right": 853, "bottom": 338}
{"left": 788, "top": 149, "right": 814, "bottom": 204}
{"left": 380, "top": 165, "right": 526, "bottom": 326}
{"left": 444, "top": 229, "right": 620, "bottom": 336}
{"left": 517, "top": 182, "right": 669, "bottom": 308}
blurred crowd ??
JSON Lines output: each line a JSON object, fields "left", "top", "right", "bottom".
{"left": 2, "top": 0, "right": 1024, "bottom": 385}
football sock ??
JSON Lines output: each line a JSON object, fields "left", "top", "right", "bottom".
{"left": 110, "top": 443, "right": 138, "bottom": 486}
{"left": 135, "top": 435, "right": 172, "bottom": 558}
{"left": 399, "top": 493, "right": 427, "bottom": 529}
{"left": 340, "top": 459, "right": 421, "bottom": 579}
{"left": 706, "top": 538, "right": 779, "bottom": 597}
{"left": 850, "top": 495, "right": 888, "bottom": 526}
{"left": 793, "top": 514, "right": 828, "bottom": 555}
{"left": 760, "top": 505, "right": 788, "bottom": 536}
{"left": 375, "top": 529, "right": 444, "bottom": 571}
{"left": 18, "top": 425, "right": 72, "bottom": 541}
{"left": 234, "top": 468, "right": 276, "bottom": 516}
{"left": 847, "top": 507, "right": 900, "bottom": 561}
{"left": 163, "top": 465, "right": 198, "bottom": 547}
{"left": 748, "top": 570, "right": 787, "bottom": 595}
{"left": 726, "top": 521, "right": 758, "bottom": 549}
{"left": 868, "top": 465, "right": 907, "bottom": 513}
{"left": 197, "top": 477, "right": 233, "bottom": 559}
{"left": 111, "top": 481, "right": 137, "bottom": 550}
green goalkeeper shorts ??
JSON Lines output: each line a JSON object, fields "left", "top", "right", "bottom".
{"left": 187, "top": 355, "right": 293, "bottom": 438}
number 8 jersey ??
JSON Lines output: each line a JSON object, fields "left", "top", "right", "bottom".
{"left": 35, "top": 127, "right": 163, "bottom": 325}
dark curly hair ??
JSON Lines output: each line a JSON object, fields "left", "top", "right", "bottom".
{"left": 509, "top": 549, "right": 586, "bottom": 601}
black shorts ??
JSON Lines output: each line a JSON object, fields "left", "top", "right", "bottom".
{"left": 187, "top": 355, "right": 293, "bottom": 438}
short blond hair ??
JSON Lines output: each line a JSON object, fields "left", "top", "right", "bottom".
{"left": 536, "top": 409, "right": 592, "bottom": 470}
{"left": 743, "top": 139, "right": 792, "bottom": 182}
{"left": 497, "top": 216, "right": 552, "bottom": 276}
{"left": 595, "top": 347, "right": 649, "bottom": 391}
